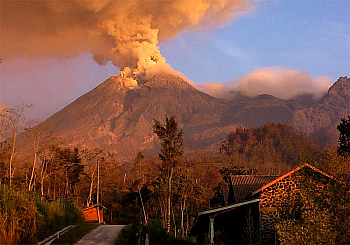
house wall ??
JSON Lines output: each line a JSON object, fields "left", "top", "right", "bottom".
{"left": 259, "top": 172, "right": 301, "bottom": 244}
{"left": 83, "top": 207, "right": 99, "bottom": 222}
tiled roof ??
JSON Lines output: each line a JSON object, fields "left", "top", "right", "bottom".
{"left": 231, "top": 175, "right": 278, "bottom": 202}
{"left": 251, "top": 163, "right": 337, "bottom": 196}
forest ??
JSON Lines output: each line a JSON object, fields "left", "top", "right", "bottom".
{"left": 0, "top": 106, "right": 349, "bottom": 243}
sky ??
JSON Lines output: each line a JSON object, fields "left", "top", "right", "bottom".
{"left": 1, "top": 0, "right": 349, "bottom": 120}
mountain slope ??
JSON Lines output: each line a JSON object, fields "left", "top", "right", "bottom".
{"left": 40, "top": 74, "right": 349, "bottom": 160}
{"left": 291, "top": 76, "right": 350, "bottom": 145}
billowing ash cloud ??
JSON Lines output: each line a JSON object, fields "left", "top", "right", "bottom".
{"left": 0, "top": 101, "right": 7, "bottom": 111}
{"left": 2, "top": 0, "right": 252, "bottom": 80}
{"left": 233, "top": 67, "right": 334, "bottom": 100}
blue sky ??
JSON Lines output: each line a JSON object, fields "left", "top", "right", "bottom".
{"left": 160, "top": 0, "right": 349, "bottom": 82}
{"left": 1, "top": 0, "right": 349, "bottom": 120}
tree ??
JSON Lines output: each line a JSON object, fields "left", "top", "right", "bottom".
{"left": 81, "top": 148, "right": 105, "bottom": 206}
{"left": 0, "top": 105, "right": 30, "bottom": 186}
{"left": 38, "top": 142, "right": 58, "bottom": 196}
{"left": 153, "top": 115, "right": 183, "bottom": 233}
{"left": 25, "top": 120, "right": 49, "bottom": 192}
{"left": 337, "top": 115, "right": 350, "bottom": 159}
{"left": 133, "top": 151, "right": 145, "bottom": 185}
{"left": 56, "top": 147, "right": 84, "bottom": 196}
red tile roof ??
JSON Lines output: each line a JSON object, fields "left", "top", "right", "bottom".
{"left": 251, "top": 163, "right": 336, "bottom": 196}
{"left": 231, "top": 175, "right": 278, "bottom": 202}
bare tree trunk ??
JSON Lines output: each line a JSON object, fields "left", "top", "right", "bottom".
{"left": 97, "top": 159, "right": 100, "bottom": 204}
{"left": 167, "top": 168, "right": 173, "bottom": 233}
{"left": 28, "top": 150, "right": 38, "bottom": 191}
{"left": 53, "top": 174, "right": 56, "bottom": 200}
{"left": 41, "top": 175, "right": 44, "bottom": 195}
{"left": 29, "top": 133, "right": 42, "bottom": 191}
{"left": 87, "top": 176, "right": 94, "bottom": 206}
{"left": 181, "top": 195, "right": 187, "bottom": 239}
{"left": 139, "top": 188, "right": 148, "bottom": 224}
{"left": 185, "top": 210, "right": 189, "bottom": 237}
{"left": 9, "top": 129, "right": 17, "bottom": 186}
{"left": 40, "top": 158, "right": 49, "bottom": 196}
{"left": 65, "top": 170, "right": 69, "bottom": 195}
{"left": 172, "top": 205, "right": 177, "bottom": 238}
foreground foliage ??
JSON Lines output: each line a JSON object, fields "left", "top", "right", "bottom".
{"left": 276, "top": 169, "right": 350, "bottom": 245}
{"left": 0, "top": 184, "right": 83, "bottom": 244}
{"left": 0, "top": 106, "right": 348, "bottom": 243}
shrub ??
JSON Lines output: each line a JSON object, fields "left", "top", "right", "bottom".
{"left": 115, "top": 224, "right": 140, "bottom": 244}
{"left": 0, "top": 184, "right": 84, "bottom": 244}
{"left": 0, "top": 184, "right": 38, "bottom": 244}
{"left": 35, "top": 197, "right": 84, "bottom": 240}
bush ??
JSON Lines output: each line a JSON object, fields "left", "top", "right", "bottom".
{"left": 145, "top": 219, "right": 168, "bottom": 244}
{"left": 0, "top": 184, "right": 84, "bottom": 244}
{"left": 35, "top": 197, "right": 84, "bottom": 240}
{"left": 0, "top": 184, "right": 38, "bottom": 244}
{"left": 115, "top": 223, "right": 140, "bottom": 244}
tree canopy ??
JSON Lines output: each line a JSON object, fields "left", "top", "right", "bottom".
{"left": 337, "top": 116, "right": 350, "bottom": 159}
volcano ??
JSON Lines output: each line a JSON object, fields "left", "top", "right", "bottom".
{"left": 39, "top": 74, "right": 349, "bottom": 160}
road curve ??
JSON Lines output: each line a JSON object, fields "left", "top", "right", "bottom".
{"left": 74, "top": 225, "right": 125, "bottom": 245}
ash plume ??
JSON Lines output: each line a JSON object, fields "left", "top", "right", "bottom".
{"left": 0, "top": 101, "right": 7, "bottom": 111}
{"left": 2, "top": 0, "right": 253, "bottom": 81}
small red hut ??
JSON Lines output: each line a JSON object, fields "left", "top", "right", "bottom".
{"left": 82, "top": 203, "right": 107, "bottom": 223}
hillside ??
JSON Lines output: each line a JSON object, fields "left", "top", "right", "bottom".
{"left": 39, "top": 75, "right": 349, "bottom": 160}
{"left": 292, "top": 76, "right": 350, "bottom": 145}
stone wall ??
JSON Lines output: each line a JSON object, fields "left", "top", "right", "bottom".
{"left": 259, "top": 172, "right": 302, "bottom": 244}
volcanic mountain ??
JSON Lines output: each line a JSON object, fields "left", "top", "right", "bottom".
{"left": 40, "top": 74, "right": 349, "bottom": 160}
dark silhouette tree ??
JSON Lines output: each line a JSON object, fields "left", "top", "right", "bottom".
{"left": 337, "top": 116, "right": 350, "bottom": 159}
{"left": 153, "top": 115, "right": 183, "bottom": 233}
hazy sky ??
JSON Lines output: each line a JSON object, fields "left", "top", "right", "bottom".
{"left": 1, "top": 0, "right": 349, "bottom": 120}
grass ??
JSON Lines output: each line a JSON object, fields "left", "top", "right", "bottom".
{"left": 52, "top": 223, "right": 101, "bottom": 244}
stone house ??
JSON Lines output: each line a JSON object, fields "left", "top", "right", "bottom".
{"left": 191, "top": 163, "right": 337, "bottom": 244}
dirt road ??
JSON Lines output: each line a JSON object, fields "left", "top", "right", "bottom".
{"left": 74, "top": 225, "right": 125, "bottom": 245}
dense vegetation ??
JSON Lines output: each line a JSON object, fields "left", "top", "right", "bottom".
{"left": 276, "top": 168, "right": 350, "bottom": 244}
{"left": 220, "top": 123, "right": 321, "bottom": 175}
{"left": 0, "top": 106, "right": 349, "bottom": 243}
{"left": 0, "top": 184, "right": 83, "bottom": 244}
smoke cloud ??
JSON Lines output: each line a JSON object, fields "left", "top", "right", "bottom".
{"left": 2, "top": 0, "right": 252, "bottom": 80}
{"left": 0, "top": 101, "right": 7, "bottom": 111}
{"left": 232, "top": 67, "right": 334, "bottom": 100}
{"left": 186, "top": 67, "right": 333, "bottom": 100}
{"left": 141, "top": 64, "right": 333, "bottom": 101}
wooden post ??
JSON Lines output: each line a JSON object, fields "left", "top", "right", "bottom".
{"left": 209, "top": 215, "right": 214, "bottom": 245}
{"left": 258, "top": 201, "right": 262, "bottom": 244}
{"left": 97, "top": 159, "right": 100, "bottom": 204}
{"left": 97, "top": 206, "right": 101, "bottom": 223}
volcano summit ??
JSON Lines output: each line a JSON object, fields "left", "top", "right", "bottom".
{"left": 39, "top": 74, "right": 349, "bottom": 160}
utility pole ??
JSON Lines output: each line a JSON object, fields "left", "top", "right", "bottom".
{"left": 97, "top": 158, "right": 100, "bottom": 204}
